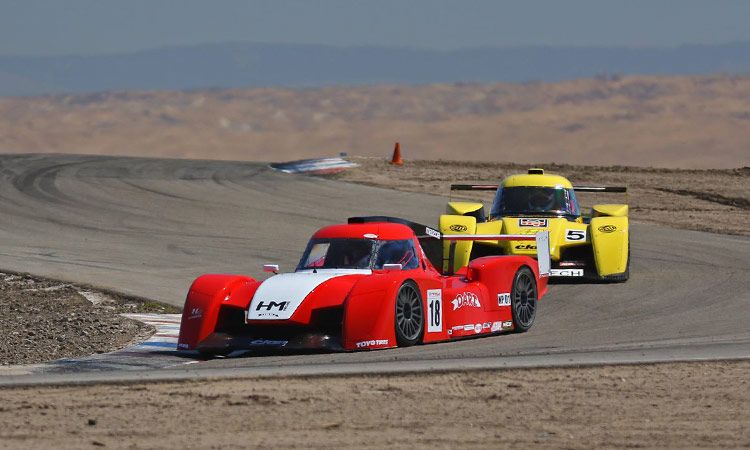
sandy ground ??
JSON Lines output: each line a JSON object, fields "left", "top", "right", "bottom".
{"left": 2, "top": 75, "right": 750, "bottom": 168}
{"left": 0, "top": 271, "right": 178, "bottom": 365}
{"left": 335, "top": 158, "right": 750, "bottom": 236}
{"left": 0, "top": 361, "right": 747, "bottom": 449}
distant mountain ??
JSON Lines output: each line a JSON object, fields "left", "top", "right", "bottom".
{"left": 1, "top": 41, "right": 750, "bottom": 96}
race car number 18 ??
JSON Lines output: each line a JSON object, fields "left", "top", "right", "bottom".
{"left": 427, "top": 289, "right": 442, "bottom": 332}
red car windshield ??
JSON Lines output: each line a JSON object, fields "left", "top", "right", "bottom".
{"left": 297, "top": 238, "right": 418, "bottom": 270}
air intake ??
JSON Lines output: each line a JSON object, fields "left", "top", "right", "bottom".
{"left": 528, "top": 168, "right": 544, "bottom": 175}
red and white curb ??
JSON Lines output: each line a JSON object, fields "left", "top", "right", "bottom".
{"left": 269, "top": 157, "right": 358, "bottom": 175}
{"left": 122, "top": 313, "right": 181, "bottom": 351}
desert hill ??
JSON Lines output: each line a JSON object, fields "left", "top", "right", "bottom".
{"left": 1, "top": 75, "right": 749, "bottom": 168}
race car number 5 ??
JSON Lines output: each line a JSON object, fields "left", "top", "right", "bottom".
{"left": 427, "top": 289, "right": 442, "bottom": 332}
{"left": 565, "top": 229, "right": 586, "bottom": 241}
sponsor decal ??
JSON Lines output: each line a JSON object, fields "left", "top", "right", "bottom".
{"left": 519, "top": 218, "right": 548, "bottom": 227}
{"left": 550, "top": 268, "right": 585, "bottom": 277}
{"left": 452, "top": 292, "right": 481, "bottom": 310}
{"left": 474, "top": 324, "right": 482, "bottom": 334}
{"left": 491, "top": 321, "right": 503, "bottom": 332}
{"left": 249, "top": 270, "right": 373, "bottom": 321}
{"left": 249, "top": 339, "right": 288, "bottom": 347}
{"left": 427, "top": 289, "right": 443, "bottom": 333}
{"left": 447, "top": 329, "right": 452, "bottom": 335}
{"left": 452, "top": 325, "right": 465, "bottom": 331}
{"left": 256, "top": 300, "right": 289, "bottom": 312}
{"left": 598, "top": 225, "right": 617, "bottom": 233}
{"left": 363, "top": 233, "right": 378, "bottom": 239}
{"left": 502, "top": 321, "right": 513, "bottom": 329}
{"left": 177, "top": 342, "right": 190, "bottom": 349}
{"left": 425, "top": 227, "right": 441, "bottom": 239}
{"left": 251, "top": 300, "right": 291, "bottom": 318}
{"left": 355, "top": 339, "right": 389, "bottom": 348}
{"left": 463, "top": 324, "right": 474, "bottom": 331}
{"left": 565, "top": 229, "right": 587, "bottom": 242}
{"left": 188, "top": 308, "right": 202, "bottom": 320}
{"left": 515, "top": 244, "right": 537, "bottom": 250}
{"left": 497, "top": 293, "right": 511, "bottom": 307}
{"left": 449, "top": 224, "right": 468, "bottom": 232}
{"left": 482, "top": 322, "right": 492, "bottom": 330}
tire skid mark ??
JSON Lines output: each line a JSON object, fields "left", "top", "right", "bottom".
{"left": 1, "top": 158, "right": 156, "bottom": 232}
{"left": 120, "top": 178, "right": 194, "bottom": 201}
{"left": 11, "top": 160, "right": 95, "bottom": 206}
{"left": 655, "top": 187, "right": 750, "bottom": 210}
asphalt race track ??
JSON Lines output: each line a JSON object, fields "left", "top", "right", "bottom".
{"left": 0, "top": 154, "right": 748, "bottom": 382}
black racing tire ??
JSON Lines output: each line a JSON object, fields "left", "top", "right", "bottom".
{"left": 511, "top": 266, "right": 537, "bottom": 333}
{"left": 394, "top": 280, "right": 424, "bottom": 347}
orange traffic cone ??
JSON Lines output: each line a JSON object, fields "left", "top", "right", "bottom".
{"left": 390, "top": 142, "right": 404, "bottom": 166}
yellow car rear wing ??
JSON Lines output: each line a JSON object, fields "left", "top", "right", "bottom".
{"left": 572, "top": 186, "right": 627, "bottom": 193}
{"left": 450, "top": 184, "right": 499, "bottom": 191}
{"left": 450, "top": 184, "right": 627, "bottom": 193}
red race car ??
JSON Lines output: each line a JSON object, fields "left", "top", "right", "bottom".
{"left": 177, "top": 217, "right": 550, "bottom": 354}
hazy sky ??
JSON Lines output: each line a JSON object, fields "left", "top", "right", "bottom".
{"left": 2, "top": 0, "right": 750, "bottom": 56}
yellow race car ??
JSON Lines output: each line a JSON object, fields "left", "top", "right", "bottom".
{"left": 440, "top": 168, "right": 629, "bottom": 282}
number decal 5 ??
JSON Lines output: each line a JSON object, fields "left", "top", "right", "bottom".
{"left": 427, "top": 289, "right": 442, "bottom": 332}
{"left": 566, "top": 229, "right": 586, "bottom": 241}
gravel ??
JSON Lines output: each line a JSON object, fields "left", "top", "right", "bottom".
{"left": 0, "top": 271, "right": 178, "bottom": 365}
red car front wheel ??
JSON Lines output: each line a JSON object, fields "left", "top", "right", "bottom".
{"left": 394, "top": 281, "right": 424, "bottom": 346}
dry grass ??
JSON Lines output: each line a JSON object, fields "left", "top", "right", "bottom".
{"left": 1, "top": 75, "right": 750, "bottom": 168}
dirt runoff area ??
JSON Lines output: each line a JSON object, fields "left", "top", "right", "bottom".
{"left": 0, "top": 271, "right": 178, "bottom": 365}
{"left": 0, "top": 360, "right": 746, "bottom": 449}
{"left": 334, "top": 158, "right": 750, "bottom": 236}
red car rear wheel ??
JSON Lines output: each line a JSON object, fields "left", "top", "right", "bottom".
{"left": 511, "top": 267, "right": 537, "bottom": 332}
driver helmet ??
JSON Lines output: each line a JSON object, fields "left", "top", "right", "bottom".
{"left": 527, "top": 189, "right": 556, "bottom": 211}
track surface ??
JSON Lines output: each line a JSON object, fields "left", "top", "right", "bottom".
{"left": 0, "top": 154, "right": 748, "bottom": 378}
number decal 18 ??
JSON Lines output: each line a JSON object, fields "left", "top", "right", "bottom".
{"left": 427, "top": 289, "right": 442, "bottom": 332}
